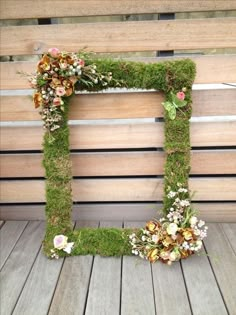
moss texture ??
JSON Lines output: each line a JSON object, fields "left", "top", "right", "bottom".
{"left": 43, "top": 57, "right": 196, "bottom": 257}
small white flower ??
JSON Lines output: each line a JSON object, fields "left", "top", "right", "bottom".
{"left": 198, "top": 220, "right": 205, "bottom": 228}
{"left": 167, "top": 191, "right": 176, "bottom": 198}
{"left": 180, "top": 200, "right": 190, "bottom": 207}
{"left": 166, "top": 223, "right": 178, "bottom": 235}
{"left": 63, "top": 242, "right": 74, "bottom": 254}
{"left": 152, "top": 235, "right": 159, "bottom": 243}
{"left": 189, "top": 216, "right": 198, "bottom": 226}
{"left": 193, "top": 229, "right": 200, "bottom": 236}
{"left": 141, "top": 236, "right": 146, "bottom": 241}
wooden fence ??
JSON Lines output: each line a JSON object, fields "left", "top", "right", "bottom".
{"left": 0, "top": 0, "right": 236, "bottom": 221}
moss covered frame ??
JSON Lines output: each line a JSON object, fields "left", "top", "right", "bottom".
{"left": 42, "top": 56, "right": 196, "bottom": 257}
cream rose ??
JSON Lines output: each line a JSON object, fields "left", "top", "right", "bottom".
{"left": 53, "top": 235, "right": 68, "bottom": 250}
{"left": 169, "top": 251, "right": 181, "bottom": 262}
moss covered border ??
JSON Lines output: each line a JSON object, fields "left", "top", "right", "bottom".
{"left": 42, "top": 57, "right": 196, "bottom": 257}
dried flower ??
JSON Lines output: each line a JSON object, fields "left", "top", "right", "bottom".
{"left": 129, "top": 185, "right": 208, "bottom": 264}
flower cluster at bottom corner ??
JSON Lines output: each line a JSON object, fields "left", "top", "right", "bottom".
{"left": 129, "top": 185, "right": 208, "bottom": 265}
{"left": 50, "top": 234, "right": 74, "bottom": 259}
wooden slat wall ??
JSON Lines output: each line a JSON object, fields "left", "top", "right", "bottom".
{"left": 1, "top": 121, "right": 236, "bottom": 151}
{"left": 1, "top": 0, "right": 235, "bottom": 19}
{"left": 1, "top": 150, "right": 236, "bottom": 178}
{"left": 1, "top": 1, "right": 236, "bottom": 221}
{"left": 1, "top": 19, "right": 236, "bottom": 56}
{"left": 1, "top": 89, "right": 236, "bottom": 121}
{"left": 1, "top": 178, "right": 236, "bottom": 203}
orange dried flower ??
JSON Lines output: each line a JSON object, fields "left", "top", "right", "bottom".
{"left": 37, "top": 55, "right": 51, "bottom": 73}
{"left": 33, "top": 92, "right": 43, "bottom": 108}
{"left": 147, "top": 248, "right": 159, "bottom": 263}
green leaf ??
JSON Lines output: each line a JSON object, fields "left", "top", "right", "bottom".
{"left": 169, "top": 107, "right": 176, "bottom": 120}
{"left": 177, "top": 100, "right": 187, "bottom": 108}
{"left": 162, "top": 101, "right": 173, "bottom": 111}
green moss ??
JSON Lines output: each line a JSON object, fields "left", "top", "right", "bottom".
{"left": 42, "top": 57, "right": 196, "bottom": 257}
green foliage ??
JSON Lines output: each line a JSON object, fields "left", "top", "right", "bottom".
{"left": 42, "top": 57, "right": 196, "bottom": 258}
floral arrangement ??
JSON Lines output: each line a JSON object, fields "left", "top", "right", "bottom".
{"left": 50, "top": 235, "right": 74, "bottom": 259}
{"left": 26, "top": 48, "right": 116, "bottom": 136}
{"left": 130, "top": 184, "right": 208, "bottom": 264}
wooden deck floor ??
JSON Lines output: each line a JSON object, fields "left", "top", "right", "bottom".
{"left": 0, "top": 220, "right": 235, "bottom": 315}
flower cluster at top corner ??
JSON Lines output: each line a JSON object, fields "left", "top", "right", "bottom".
{"left": 29, "top": 47, "right": 113, "bottom": 132}
{"left": 129, "top": 183, "right": 208, "bottom": 265}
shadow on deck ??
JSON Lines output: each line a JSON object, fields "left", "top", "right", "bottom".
{"left": 0, "top": 220, "right": 235, "bottom": 315}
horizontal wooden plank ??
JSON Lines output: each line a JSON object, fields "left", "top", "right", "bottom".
{"left": 1, "top": 121, "right": 236, "bottom": 151}
{"left": 1, "top": 178, "right": 236, "bottom": 203}
{"left": 1, "top": 18, "right": 236, "bottom": 56}
{"left": 1, "top": 203, "right": 235, "bottom": 222}
{"left": 1, "top": 150, "right": 236, "bottom": 178}
{"left": 1, "top": 0, "right": 235, "bottom": 19}
{"left": 1, "top": 89, "right": 236, "bottom": 121}
{"left": 0, "top": 92, "right": 164, "bottom": 121}
{"left": 1, "top": 55, "right": 236, "bottom": 90}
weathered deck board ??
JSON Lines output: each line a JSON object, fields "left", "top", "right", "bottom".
{"left": 1, "top": 221, "right": 235, "bottom": 315}
{"left": 204, "top": 223, "right": 236, "bottom": 315}
{"left": 13, "top": 249, "right": 64, "bottom": 315}
{"left": 181, "top": 246, "right": 228, "bottom": 315}
{"left": 85, "top": 221, "right": 122, "bottom": 315}
{"left": 221, "top": 223, "right": 236, "bottom": 254}
{"left": 152, "top": 262, "right": 191, "bottom": 315}
{"left": 0, "top": 220, "right": 28, "bottom": 270}
{"left": 122, "top": 222, "right": 156, "bottom": 315}
{"left": 49, "top": 221, "right": 99, "bottom": 315}
{"left": 0, "top": 221, "right": 45, "bottom": 315}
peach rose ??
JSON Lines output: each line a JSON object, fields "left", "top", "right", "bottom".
{"left": 53, "top": 97, "right": 63, "bottom": 106}
{"left": 56, "top": 86, "right": 66, "bottom": 97}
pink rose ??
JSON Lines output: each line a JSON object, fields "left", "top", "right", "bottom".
{"left": 53, "top": 97, "right": 63, "bottom": 106}
{"left": 176, "top": 91, "right": 185, "bottom": 101}
{"left": 48, "top": 48, "right": 60, "bottom": 58}
{"left": 78, "top": 59, "right": 85, "bottom": 67}
{"left": 56, "top": 86, "right": 66, "bottom": 97}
